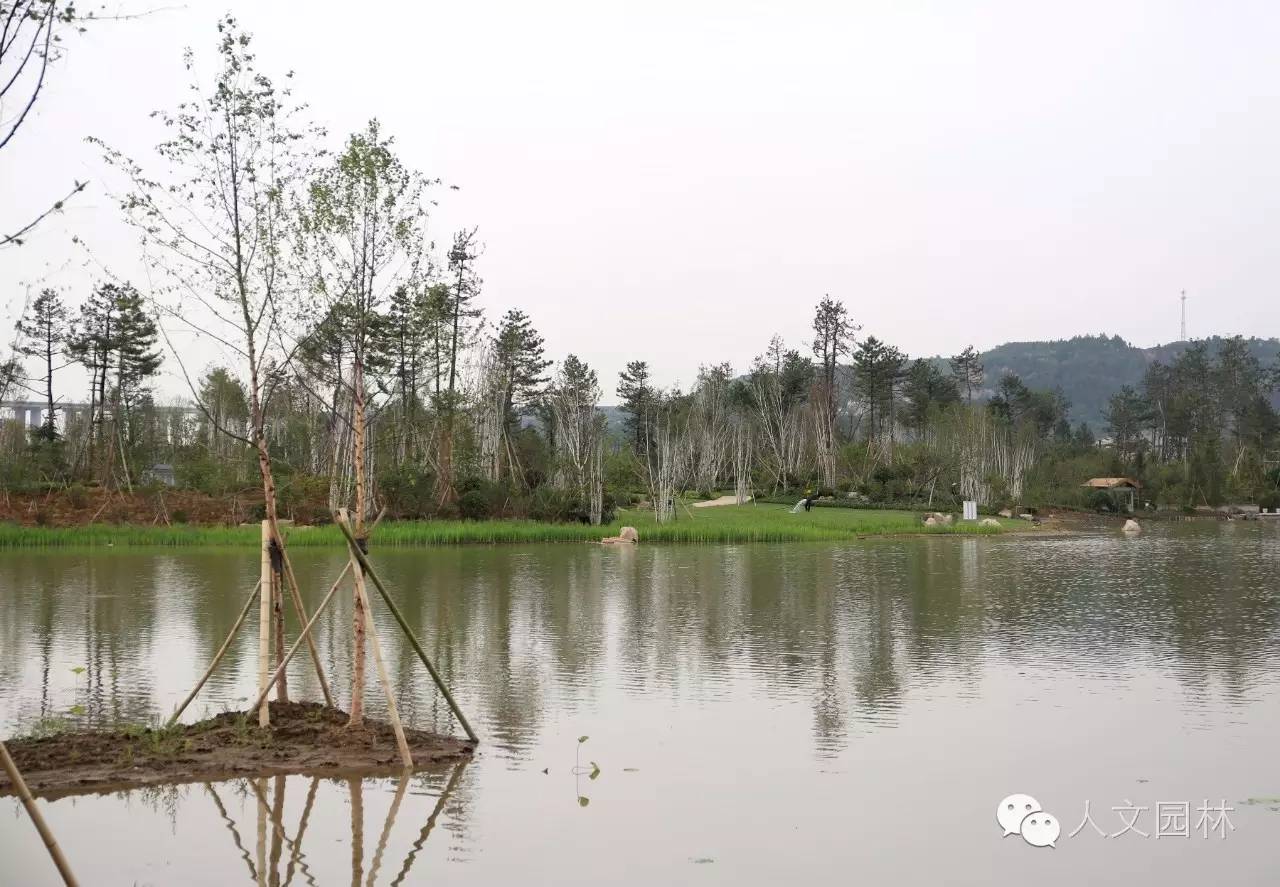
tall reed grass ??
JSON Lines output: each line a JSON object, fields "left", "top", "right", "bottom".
{"left": 0, "top": 505, "right": 1005, "bottom": 549}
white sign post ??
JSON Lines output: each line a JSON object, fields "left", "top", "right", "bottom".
{"left": 962, "top": 500, "right": 978, "bottom": 521}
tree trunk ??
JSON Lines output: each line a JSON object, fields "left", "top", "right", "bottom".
{"left": 44, "top": 333, "right": 54, "bottom": 435}
{"left": 271, "top": 568, "right": 288, "bottom": 703}
{"left": 349, "top": 358, "right": 368, "bottom": 726}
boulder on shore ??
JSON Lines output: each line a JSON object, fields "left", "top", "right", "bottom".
{"left": 1122, "top": 519, "right": 1142, "bottom": 534}
{"left": 979, "top": 517, "right": 1001, "bottom": 528}
{"left": 602, "top": 526, "right": 639, "bottom": 544}
{"left": 923, "top": 516, "right": 939, "bottom": 527}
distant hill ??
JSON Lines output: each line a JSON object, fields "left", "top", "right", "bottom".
{"left": 956, "top": 335, "right": 1280, "bottom": 429}
{"left": 595, "top": 334, "right": 1280, "bottom": 434}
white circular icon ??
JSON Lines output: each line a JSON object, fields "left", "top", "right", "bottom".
{"left": 1020, "top": 811, "right": 1060, "bottom": 848}
{"left": 996, "top": 793, "right": 1042, "bottom": 837}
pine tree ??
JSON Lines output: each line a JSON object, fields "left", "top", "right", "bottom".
{"left": 436, "top": 228, "right": 483, "bottom": 505}
{"left": 949, "top": 345, "right": 984, "bottom": 403}
{"left": 617, "top": 360, "right": 654, "bottom": 454}
{"left": 66, "top": 282, "right": 159, "bottom": 483}
{"left": 67, "top": 283, "right": 119, "bottom": 472}
{"left": 15, "top": 288, "right": 69, "bottom": 439}
{"left": 111, "top": 283, "right": 161, "bottom": 415}
{"left": 492, "top": 309, "right": 552, "bottom": 437}
{"left": 902, "top": 358, "right": 960, "bottom": 433}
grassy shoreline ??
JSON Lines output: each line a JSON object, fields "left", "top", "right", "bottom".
{"left": 0, "top": 504, "right": 1010, "bottom": 549}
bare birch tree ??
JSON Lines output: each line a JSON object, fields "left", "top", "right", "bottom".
{"left": 95, "top": 17, "right": 333, "bottom": 704}
{"left": 548, "top": 354, "right": 603, "bottom": 519}
{"left": 298, "top": 118, "right": 429, "bottom": 726}
{"left": 687, "top": 362, "right": 733, "bottom": 492}
{"left": 746, "top": 337, "right": 812, "bottom": 491}
{"left": 643, "top": 392, "right": 685, "bottom": 524}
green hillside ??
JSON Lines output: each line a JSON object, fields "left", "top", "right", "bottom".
{"left": 944, "top": 335, "right": 1280, "bottom": 429}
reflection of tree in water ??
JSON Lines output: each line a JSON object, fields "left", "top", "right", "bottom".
{"left": 4, "top": 525, "right": 1277, "bottom": 770}
{"left": 1151, "top": 529, "right": 1280, "bottom": 704}
{"left": 381, "top": 550, "right": 552, "bottom": 758}
{"left": 0, "top": 552, "right": 166, "bottom": 729}
{"left": 99, "top": 762, "right": 476, "bottom": 886}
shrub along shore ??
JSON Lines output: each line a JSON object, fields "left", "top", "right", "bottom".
{"left": 0, "top": 503, "right": 1009, "bottom": 548}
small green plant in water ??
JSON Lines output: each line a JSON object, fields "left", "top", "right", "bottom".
{"left": 572, "top": 735, "right": 601, "bottom": 807}
{"left": 23, "top": 717, "right": 68, "bottom": 740}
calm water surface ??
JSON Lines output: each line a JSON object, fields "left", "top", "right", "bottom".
{"left": 2, "top": 523, "right": 1278, "bottom": 885}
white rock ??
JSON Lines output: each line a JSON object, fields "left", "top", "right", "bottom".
{"left": 1122, "top": 519, "right": 1141, "bottom": 534}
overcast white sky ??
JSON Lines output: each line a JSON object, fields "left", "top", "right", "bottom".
{"left": 3, "top": 0, "right": 1279, "bottom": 400}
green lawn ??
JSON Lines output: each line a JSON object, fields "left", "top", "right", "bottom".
{"left": 0, "top": 503, "right": 1011, "bottom": 548}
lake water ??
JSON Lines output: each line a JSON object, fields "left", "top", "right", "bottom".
{"left": 2, "top": 523, "right": 1279, "bottom": 885}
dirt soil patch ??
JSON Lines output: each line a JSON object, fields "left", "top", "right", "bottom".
{"left": 1, "top": 701, "right": 474, "bottom": 799}
{"left": 0, "top": 486, "right": 265, "bottom": 527}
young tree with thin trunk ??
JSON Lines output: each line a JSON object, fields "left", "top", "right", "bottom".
{"left": 746, "top": 336, "right": 812, "bottom": 490}
{"left": 15, "top": 288, "right": 68, "bottom": 439}
{"left": 811, "top": 296, "right": 856, "bottom": 484}
{"left": 547, "top": 354, "right": 603, "bottom": 511}
{"left": 96, "top": 17, "right": 332, "bottom": 708}
{"left": 66, "top": 283, "right": 116, "bottom": 474}
{"left": 435, "top": 228, "right": 482, "bottom": 505}
{"left": 687, "top": 362, "right": 733, "bottom": 492}
{"left": 811, "top": 295, "right": 856, "bottom": 418}
{"left": 299, "top": 118, "right": 429, "bottom": 725}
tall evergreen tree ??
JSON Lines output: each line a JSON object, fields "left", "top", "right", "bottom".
{"left": 902, "top": 358, "right": 960, "bottom": 433}
{"left": 1104, "top": 384, "right": 1148, "bottom": 464}
{"left": 617, "top": 360, "right": 654, "bottom": 454}
{"left": 950, "top": 345, "right": 984, "bottom": 402}
{"left": 436, "top": 228, "right": 483, "bottom": 504}
{"left": 811, "top": 295, "right": 856, "bottom": 419}
{"left": 852, "top": 337, "right": 906, "bottom": 443}
{"left": 15, "top": 288, "right": 69, "bottom": 439}
{"left": 111, "top": 284, "right": 162, "bottom": 415}
{"left": 492, "top": 308, "right": 552, "bottom": 436}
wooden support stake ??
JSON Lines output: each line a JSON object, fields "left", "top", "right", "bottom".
{"left": 391, "top": 759, "right": 469, "bottom": 885}
{"left": 168, "top": 580, "right": 261, "bottom": 727}
{"left": 334, "top": 512, "right": 478, "bottom": 743}
{"left": 249, "top": 510, "right": 387, "bottom": 713}
{"left": 275, "top": 538, "right": 335, "bottom": 707}
{"left": 206, "top": 781, "right": 258, "bottom": 883}
{"left": 255, "top": 776, "right": 268, "bottom": 887}
{"left": 249, "top": 562, "right": 350, "bottom": 713}
{"left": 258, "top": 520, "right": 272, "bottom": 728}
{"left": 283, "top": 777, "right": 320, "bottom": 887}
{"left": 367, "top": 772, "right": 409, "bottom": 887}
{"left": 0, "top": 741, "right": 79, "bottom": 887}
{"left": 349, "top": 777, "right": 365, "bottom": 886}
{"left": 271, "top": 568, "right": 289, "bottom": 703}
{"left": 356, "top": 568, "right": 413, "bottom": 767}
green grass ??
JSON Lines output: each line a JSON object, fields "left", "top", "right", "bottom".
{"left": 0, "top": 504, "right": 1010, "bottom": 549}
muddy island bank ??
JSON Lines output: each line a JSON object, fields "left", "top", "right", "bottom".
{"left": 1, "top": 702, "right": 473, "bottom": 799}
